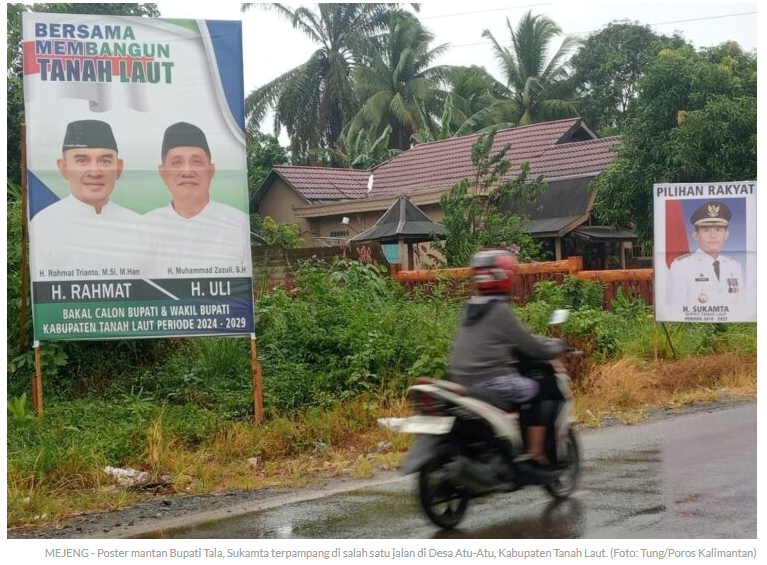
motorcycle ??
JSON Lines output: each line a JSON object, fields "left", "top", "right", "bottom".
{"left": 380, "top": 309, "right": 580, "bottom": 530}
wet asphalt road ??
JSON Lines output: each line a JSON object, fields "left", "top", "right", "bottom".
{"left": 143, "top": 403, "right": 756, "bottom": 539}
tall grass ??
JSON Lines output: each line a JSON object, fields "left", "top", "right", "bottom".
{"left": 574, "top": 353, "right": 757, "bottom": 424}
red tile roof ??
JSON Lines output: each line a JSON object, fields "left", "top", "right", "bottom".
{"left": 531, "top": 136, "right": 620, "bottom": 179}
{"left": 370, "top": 118, "right": 582, "bottom": 196}
{"left": 272, "top": 166, "right": 369, "bottom": 201}
{"left": 266, "top": 119, "right": 619, "bottom": 203}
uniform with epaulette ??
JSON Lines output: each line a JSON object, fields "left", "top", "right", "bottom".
{"left": 668, "top": 201, "right": 743, "bottom": 305}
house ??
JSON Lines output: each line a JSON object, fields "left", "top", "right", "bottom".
{"left": 253, "top": 118, "right": 632, "bottom": 269}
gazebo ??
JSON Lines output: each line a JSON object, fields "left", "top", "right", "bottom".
{"left": 350, "top": 195, "right": 446, "bottom": 270}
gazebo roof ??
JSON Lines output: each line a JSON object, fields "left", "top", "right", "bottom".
{"left": 350, "top": 195, "right": 446, "bottom": 244}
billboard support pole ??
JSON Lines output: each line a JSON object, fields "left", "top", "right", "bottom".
{"left": 660, "top": 323, "right": 677, "bottom": 361}
{"left": 33, "top": 343, "right": 43, "bottom": 416}
{"left": 20, "top": 123, "right": 29, "bottom": 353}
{"left": 250, "top": 336, "right": 263, "bottom": 424}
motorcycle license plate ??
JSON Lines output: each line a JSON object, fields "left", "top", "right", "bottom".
{"left": 399, "top": 415, "right": 455, "bottom": 434}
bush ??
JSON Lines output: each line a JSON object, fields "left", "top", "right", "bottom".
{"left": 530, "top": 276, "right": 605, "bottom": 310}
{"left": 255, "top": 258, "right": 462, "bottom": 411}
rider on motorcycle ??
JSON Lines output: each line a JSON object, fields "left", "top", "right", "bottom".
{"left": 448, "top": 249, "right": 567, "bottom": 471}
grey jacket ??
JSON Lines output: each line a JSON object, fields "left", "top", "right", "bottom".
{"left": 448, "top": 296, "right": 566, "bottom": 386}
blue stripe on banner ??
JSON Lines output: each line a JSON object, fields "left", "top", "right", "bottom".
{"left": 28, "top": 171, "right": 61, "bottom": 220}
{"left": 204, "top": 20, "right": 245, "bottom": 129}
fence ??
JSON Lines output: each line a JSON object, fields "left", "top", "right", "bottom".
{"left": 394, "top": 256, "right": 654, "bottom": 309}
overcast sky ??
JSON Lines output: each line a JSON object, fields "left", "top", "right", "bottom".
{"left": 154, "top": 1, "right": 757, "bottom": 137}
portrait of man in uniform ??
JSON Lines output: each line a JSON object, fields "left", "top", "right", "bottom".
{"left": 667, "top": 200, "right": 744, "bottom": 305}
{"left": 146, "top": 122, "right": 251, "bottom": 276}
{"left": 29, "top": 119, "right": 149, "bottom": 277}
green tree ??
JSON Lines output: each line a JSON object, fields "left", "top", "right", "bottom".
{"left": 671, "top": 95, "right": 757, "bottom": 181}
{"left": 348, "top": 10, "right": 447, "bottom": 150}
{"left": 593, "top": 42, "right": 757, "bottom": 243}
{"left": 482, "top": 11, "right": 580, "bottom": 126}
{"left": 7, "top": 76, "right": 25, "bottom": 186}
{"left": 431, "top": 128, "right": 544, "bottom": 267}
{"left": 571, "top": 21, "right": 686, "bottom": 135}
{"left": 251, "top": 214, "right": 303, "bottom": 248}
{"left": 442, "top": 65, "right": 512, "bottom": 131}
{"left": 242, "top": 3, "right": 399, "bottom": 163}
{"left": 247, "top": 131, "right": 288, "bottom": 197}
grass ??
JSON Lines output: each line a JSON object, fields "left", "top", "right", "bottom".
{"left": 573, "top": 353, "right": 757, "bottom": 425}
{"left": 6, "top": 354, "right": 756, "bottom": 529}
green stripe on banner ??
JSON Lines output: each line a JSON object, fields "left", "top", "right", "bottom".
{"left": 34, "top": 299, "right": 254, "bottom": 340}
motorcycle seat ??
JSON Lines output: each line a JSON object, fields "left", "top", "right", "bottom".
{"left": 412, "top": 378, "right": 519, "bottom": 413}
{"left": 465, "top": 386, "right": 517, "bottom": 413}
{"left": 413, "top": 377, "right": 469, "bottom": 396}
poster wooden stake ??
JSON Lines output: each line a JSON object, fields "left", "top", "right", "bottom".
{"left": 20, "top": 123, "right": 29, "bottom": 353}
{"left": 660, "top": 322, "right": 677, "bottom": 361}
{"left": 33, "top": 344, "right": 43, "bottom": 416}
{"left": 250, "top": 336, "right": 263, "bottom": 424}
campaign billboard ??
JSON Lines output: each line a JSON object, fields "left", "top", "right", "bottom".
{"left": 22, "top": 13, "right": 255, "bottom": 340}
{"left": 653, "top": 181, "right": 756, "bottom": 323}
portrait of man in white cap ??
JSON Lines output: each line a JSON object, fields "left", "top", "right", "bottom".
{"left": 146, "top": 122, "right": 251, "bottom": 276}
{"left": 668, "top": 200, "right": 744, "bottom": 305}
{"left": 30, "top": 119, "right": 149, "bottom": 278}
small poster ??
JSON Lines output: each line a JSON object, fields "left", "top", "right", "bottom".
{"left": 653, "top": 182, "right": 756, "bottom": 323}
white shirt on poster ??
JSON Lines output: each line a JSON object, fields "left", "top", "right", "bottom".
{"left": 29, "top": 195, "right": 150, "bottom": 280}
{"left": 145, "top": 200, "right": 252, "bottom": 278}
{"left": 667, "top": 248, "right": 744, "bottom": 305}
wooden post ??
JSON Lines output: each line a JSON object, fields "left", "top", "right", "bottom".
{"left": 250, "top": 336, "right": 263, "bottom": 424}
{"left": 407, "top": 242, "right": 414, "bottom": 270}
{"left": 33, "top": 344, "right": 43, "bottom": 416}
{"left": 554, "top": 238, "right": 562, "bottom": 261}
{"left": 567, "top": 255, "right": 583, "bottom": 275}
{"left": 660, "top": 323, "right": 678, "bottom": 361}
{"left": 20, "top": 123, "right": 29, "bottom": 352}
{"left": 620, "top": 242, "right": 627, "bottom": 270}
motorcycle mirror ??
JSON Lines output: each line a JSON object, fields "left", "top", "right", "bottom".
{"left": 548, "top": 309, "right": 569, "bottom": 325}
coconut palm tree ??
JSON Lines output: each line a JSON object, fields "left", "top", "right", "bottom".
{"left": 482, "top": 11, "right": 580, "bottom": 125}
{"left": 348, "top": 11, "right": 448, "bottom": 151}
{"left": 241, "top": 3, "right": 396, "bottom": 163}
{"left": 441, "top": 65, "right": 516, "bottom": 131}
{"left": 410, "top": 93, "right": 514, "bottom": 145}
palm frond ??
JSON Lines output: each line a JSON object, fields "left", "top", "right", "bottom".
{"left": 482, "top": 28, "right": 517, "bottom": 88}
{"left": 245, "top": 66, "right": 302, "bottom": 128}
{"left": 542, "top": 35, "right": 581, "bottom": 79}
{"left": 536, "top": 98, "right": 580, "bottom": 121}
{"left": 390, "top": 92, "right": 416, "bottom": 129}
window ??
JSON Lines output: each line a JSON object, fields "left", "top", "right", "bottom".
{"left": 329, "top": 230, "right": 349, "bottom": 238}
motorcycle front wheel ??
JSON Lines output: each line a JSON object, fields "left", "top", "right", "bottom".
{"left": 544, "top": 428, "right": 581, "bottom": 499}
{"left": 418, "top": 456, "right": 469, "bottom": 530}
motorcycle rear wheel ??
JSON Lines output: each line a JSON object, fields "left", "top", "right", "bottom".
{"left": 418, "top": 456, "right": 470, "bottom": 530}
{"left": 544, "top": 428, "right": 581, "bottom": 499}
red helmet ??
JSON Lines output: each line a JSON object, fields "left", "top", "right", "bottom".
{"left": 470, "top": 249, "right": 518, "bottom": 295}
